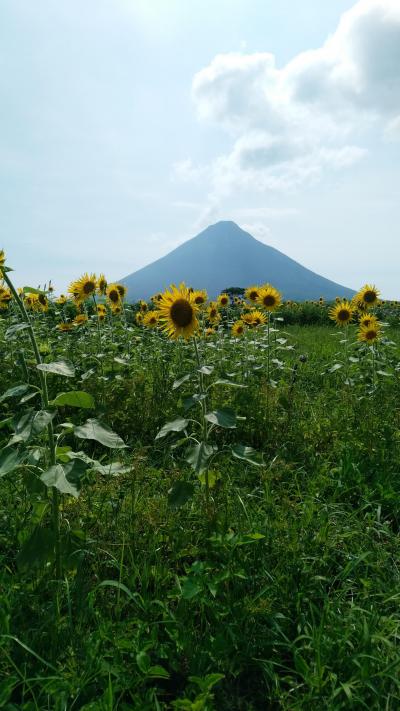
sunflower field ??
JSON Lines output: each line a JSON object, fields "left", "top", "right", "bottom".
{"left": 1, "top": 251, "right": 400, "bottom": 710}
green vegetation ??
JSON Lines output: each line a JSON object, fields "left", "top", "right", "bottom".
{"left": 1, "top": 271, "right": 400, "bottom": 709}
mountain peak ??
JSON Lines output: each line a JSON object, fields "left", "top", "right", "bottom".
{"left": 121, "top": 221, "right": 355, "bottom": 301}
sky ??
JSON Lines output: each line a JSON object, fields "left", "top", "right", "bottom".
{"left": 0, "top": 0, "right": 399, "bottom": 297}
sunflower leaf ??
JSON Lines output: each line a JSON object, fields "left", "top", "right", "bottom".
{"left": 197, "top": 365, "right": 214, "bottom": 375}
{"left": 74, "top": 418, "right": 126, "bottom": 448}
{"left": 37, "top": 360, "right": 75, "bottom": 377}
{"left": 50, "top": 391, "right": 95, "bottom": 409}
{"left": 186, "top": 442, "right": 217, "bottom": 474}
{"left": 5, "top": 323, "right": 30, "bottom": 339}
{"left": 231, "top": 444, "right": 262, "bottom": 466}
{"left": 172, "top": 374, "right": 192, "bottom": 390}
{"left": 40, "top": 464, "right": 79, "bottom": 498}
{"left": 168, "top": 481, "right": 195, "bottom": 509}
{"left": 155, "top": 418, "right": 189, "bottom": 440}
{"left": 205, "top": 408, "right": 237, "bottom": 428}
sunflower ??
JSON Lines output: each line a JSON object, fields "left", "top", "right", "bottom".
{"left": 24, "top": 293, "right": 37, "bottom": 310}
{"left": 0, "top": 286, "right": 12, "bottom": 305}
{"left": 354, "top": 284, "right": 380, "bottom": 310}
{"left": 205, "top": 327, "right": 215, "bottom": 337}
{"left": 192, "top": 289, "right": 208, "bottom": 306}
{"left": 97, "top": 303, "right": 106, "bottom": 314}
{"left": 48, "top": 282, "right": 54, "bottom": 293}
{"left": 151, "top": 292, "right": 163, "bottom": 303}
{"left": 37, "top": 293, "right": 49, "bottom": 312}
{"left": 116, "top": 284, "right": 127, "bottom": 300}
{"left": 157, "top": 283, "right": 199, "bottom": 340}
{"left": 358, "top": 323, "right": 381, "bottom": 343}
{"left": 0, "top": 249, "right": 5, "bottom": 267}
{"left": 143, "top": 310, "right": 159, "bottom": 328}
{"left": 98, "top": 312, "right": 106, "bottom": 322}
{"left": 245, "top": 286, "right": 260, "bottom": 303}
{"left": 111, "top": 304, "right": 123, "bottom": 316}
{"left": 139, "top": 300, "right": 148, "bottom": 313}
{"left": 206, "top": 301, "right": 221, "bottom": 324}
{"left": 251, "top": 310, "right": 267, "bottom": 327}
{"left": 97, "top": 274, "right": 108, "bottom": 296}
{"left": 57, "top": 322, "right": 73, "bottom": 332}
{"left": 56, "top": 295, "right": 67, "bottom": 305}
{"left": 359, "top": 313, "right": 378, "bottom": 329}
{"left": 242, "top": 312, "right": 256, "bottom": 327}
{"left": 328, "top": 300, "right": 353, "bottom": 327}
{"left": 106, "top": 284, "right": 121, "bottom": 306}
{"left": 73, "top": 314, "right": 89, "bottom": 326}
{"left": 217, "top": 293, "right": 230, "bottom": 308}
{"left": 136, "top": 312, "right": 144, "bottom": 325}
{"left": 257, "top": 285, "right": 282, "bottom": 311}
{"left": 68, "top": 273, "right": 97, "bottom": 304}
{"left": 232, "top": 320, "right": 245, "bottom": 337}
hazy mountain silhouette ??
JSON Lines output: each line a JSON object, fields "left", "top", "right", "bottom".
{"left": 121, "top": 221, "right": 355, "bottom": 301}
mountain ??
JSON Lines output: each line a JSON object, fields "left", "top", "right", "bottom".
{"left": 121, "top": 221, "right": 355, "bottom": 301}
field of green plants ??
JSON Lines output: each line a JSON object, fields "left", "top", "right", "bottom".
{"left": 1, "top": 260, "right": 400, "bottom": 710}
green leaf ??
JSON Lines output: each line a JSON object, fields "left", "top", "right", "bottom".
{"left": 197, "top": 365, "right": 214, "bottom": 375}
{"left": 41, "top": 464, "right": 79, "bottom": 498}
{"left": 181, "top": 577, "right": 202, "bottom": 600}
{"left": 212, "top": 378, "right": 247, "bottom": 388}
{"left": 50, "top": 390, "right": 95, "bottom": 409}
{"left": 205, "top": 407, "right": 237, "bottom": 428}
{"left": 22, "top": 286, "right": 46, "bottom": 294}
{"left": 0, "top": 383, "right": 30, "bottom": 403}
{"left": 37, "top": 360, "right": 75, "bottom": 377}
{"left": 172, "top": 373, "right": 191, "bottom": 390}
{"left": 10, "top": 409, "right": 55, "bottom": 444}
{"left": 231, "top": 444, "right": 262, "bottom": 466}
{"left": 377, "top": 370, "right": 393, "bottom": 377}
{"left": 74, "top": 418, "right": 126, "bottom": 448}
{"left": 136, "top": 651, "right": 151, "bottom": 674}
{"left": 17, "top": 525, "right": 55, "bottom": 570}
{"left": 0, "top": 448, "right": 21, "bottom": 477}
{"left": 155, "top": 417, "right": 189, "bottom": 440}
{"left": 147, "top": 665, "right": 170, "bottom": 679}
{"left": 329, "top": 363, "right": 343, "bottom": 373}
{"left": 168, "top": 481, "right": 195, "bottom": 509}
{"left": 5, "top": 323, "right": 30, "bottom": 339}
{"left": 186, "top": 442, "right": 217, "bottom": 475}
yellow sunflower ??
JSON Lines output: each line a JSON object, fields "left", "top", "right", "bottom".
{"left": 232, "top": 320, "right": 245, "bottom": 337}
{"left": 217, "top": 293, "right": 230, "bottom": 308}
{"left": 242, "top": 312, "right": 256, "bottom": 327}
{"left": 143, "top": 310, "right": 159, "bottom": 328}
{"left": 139, "top": 300, "right": 148, "bottom": 313}
{"left": 136, "top": 312, "right": 144, "bottom": 325}
{"left": 192, "top": 289, "right": 208, "bottom": 306}
{"left": 0, "top": 249, "right": 5, "bottom": 267}
{"left": 157, "top": 283, "right": 199, "bottom": 340}
{"left": 328, "top": 300, "right": 353, "bottom": 327}
{"left": 73, "top": 314, "right": 89, "bottom": 326}
{"left": 24, "top": 293, "right": 37, "bottom": 310}
{"left": 251, "top": 310, "right": 267, "bottom": 327}
{"left": 98, "top": 312, "right": 106, "bottom": 322}
{"left": 68, "top": 273, "right": 97, "bottom": 304}
{"left": 358, "top": 323, "right": 381, "bottom": 343}
{"left": 205, "top": 327, "right": 215, "bottom": 337}
{"left": 116, "top": 284, "right": 127, "bottom": 300}
{"left": 97, "top": 274, "right": 108, "bottom": 296}
{"left": 57, "top": 322, "right": 73, "bottom": 332}
{"left": 97, "top": 303, "right": 106, "bottom": 314}
{"left": 111, "top": 304, "right": 123, "bottom": 316}
{"left": 354, "top": 284, "right": 380, "bottom": 310}
{"left": 359, "top": 313, "right": 378, "bottom": 329}
{"left": 245, "top": 285, "right": 260, "bottom": 303}
{"left": 37, "top": 293, "right": 49, "bottom": 312}
{"left": 206, "top": 301, "right": 221, "bottom": 324}
{"left": 257, "top": 285, "right": 282, "bottom": 311}
{"left": 56, "top": 294, "right": 67, "bottom": 305}
{"left": 106, "top": 284, "right": 121, "bottom": 306}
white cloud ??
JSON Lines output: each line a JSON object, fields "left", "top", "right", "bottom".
{"left": 188, "top": 0, "right": 399, "bottom": 195}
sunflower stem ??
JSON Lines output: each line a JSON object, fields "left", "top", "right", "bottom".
{"left": 193, "top": 336, "right": 211, "bottom": 524}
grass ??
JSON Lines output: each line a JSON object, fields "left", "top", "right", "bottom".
{"left": 1, "top": 304, "right": 400, "bottom": 710}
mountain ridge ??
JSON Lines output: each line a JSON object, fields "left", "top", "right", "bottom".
{"left": 121, "top": 221, "right": 355, "bottom": 301}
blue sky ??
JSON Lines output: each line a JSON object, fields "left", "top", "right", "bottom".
{"left": 1, "top": 0, "right": 399, "bottom": 297}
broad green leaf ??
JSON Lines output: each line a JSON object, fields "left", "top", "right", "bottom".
{"left": 197, "top": 365, "right": 214, "bottom": 375}
{"left": 212, "top": 379, "right": 247, "bottom": 388}
{"left": 198, "top": 470, "right": 218, "bottom": 488}
{"left": 0, "top": 448, "right": 21, "bottom": 477}
{"left": 329, "top": 363, "right": 343, "bottom": 373}
{"left": 0, "top": 383, "right": 30, "bottom": 403}
{"left": 51, "top": 390, "right": 95, "bottom": 409}
{"left": 41, "top": 464, "right": 79, "bottom": 498}
{"left": 181, "top": 578, "right": 202, "bottom": 600}
{"left": 172, "top": 374, "right": 191, "bottom": 390}
{"left": 168, "top": 481, "right": 195, "bottom": 509}
{"left": 37, "top": 360, "right": 75, "bottom": 377}
{"left": 377, "top": 370, "right": 393, "bottom": 377}
{"left": 10, "top": 409, "right": 55, "bottom": 444}
{"left": 136, "top": 651, "right": 151, "bottom": 674}
{"left": 183, "top": 393, "right": 207, "bottom": 411}
{"left": 186, "top": 442, "right": 217, "bottom": 474}
{"left": 205, "top": 407, "right": 237, "bottom": 428}
{"left": 155, "top": 417, "right": 189, "bottom": 440}
{"left": 22, "top": 286, "right": 46, "bottom": 295}
{"left": 5, "top": 323, "right": 30, "bottom": 339}
{"left": 74, "top": 418, "right": 126, "bottom": 448}
{"left": 147, "top": 665, "right": 170, "bottom": 679}
{"left": 231, "top": 444, "right": 262, "bottom": 466}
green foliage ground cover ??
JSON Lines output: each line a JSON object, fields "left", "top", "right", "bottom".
{"left": 1, "top": 306, "right": 400, "bottom": 710}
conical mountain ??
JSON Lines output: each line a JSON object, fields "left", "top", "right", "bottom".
{"left": 121, "top": 221, "right": 354, "bottom": 301}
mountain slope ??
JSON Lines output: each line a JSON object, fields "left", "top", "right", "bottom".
{"left": 121, "top": 221, "right": 355, "bottom": 301}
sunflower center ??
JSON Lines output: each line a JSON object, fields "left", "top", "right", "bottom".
{"left": 195, "top": 296, "right": 205, "bottom": 304}
{"left": 170, "top": 298, "right": 193, "bottom": 327}
{"left": 365, "top": 329, "right": 377, "bottom": 340}
{"left": 338, "top": 309, "right": 350, "bottom": 321}
{"left": 83, "top": 281, "right": 96, "bottom": 295}
{"left": 363, "top": 290, "right": 376, "bottom": 303}
{"left": 263, "top": 295, "right": 276, "bottom": 307}
{"left": 249, "top": 291, "right": 258, "bottom": 300}
{"left": 109, "top": 290, "right": 119, "bottom": 303}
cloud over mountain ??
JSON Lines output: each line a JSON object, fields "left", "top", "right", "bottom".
{"left": 188, "top": 0, "right": 400, "bottom": 195}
